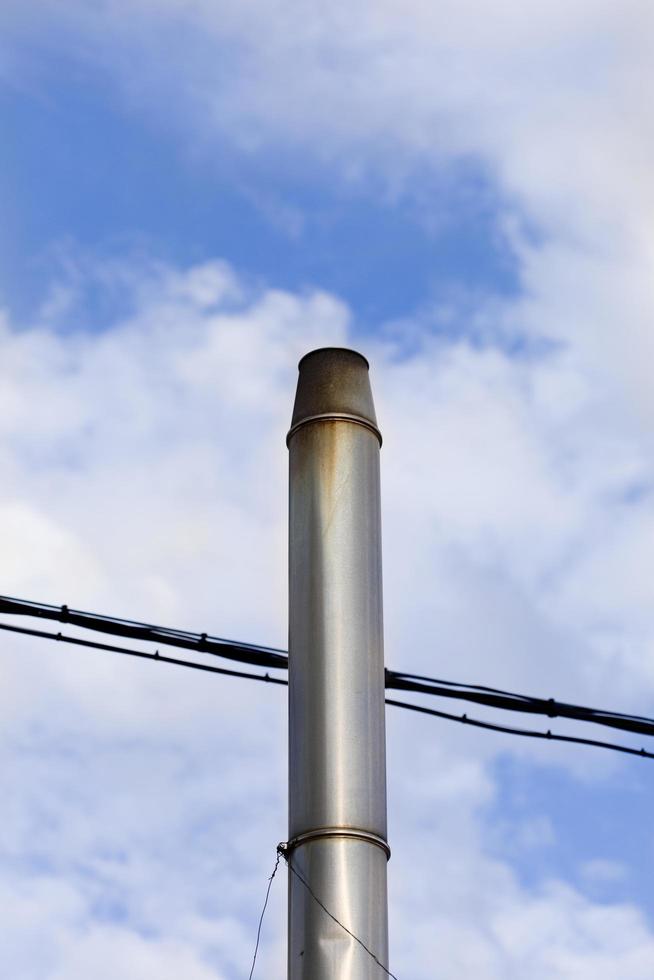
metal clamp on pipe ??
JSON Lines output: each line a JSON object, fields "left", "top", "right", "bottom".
{"left": 285, "top": 827, "right": 391, "bottom": 861}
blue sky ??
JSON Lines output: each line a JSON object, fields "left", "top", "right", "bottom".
{"left": 2, "top": 3, "right": 654, "bottom": 978}
{"left": 1, "top": 48, "right": 517, "bottom": 330}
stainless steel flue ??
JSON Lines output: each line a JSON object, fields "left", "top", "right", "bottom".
{"left": 287, "top": 348, "right": 389, "bottom": 979}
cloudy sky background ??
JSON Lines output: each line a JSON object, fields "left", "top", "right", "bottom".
{"left": 1, "top": 2, "right": 654, "bottom": 976}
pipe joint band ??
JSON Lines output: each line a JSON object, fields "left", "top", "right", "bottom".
{"left": 285, "top": 827, "right": 391, "bottom": 860}
{"left": 286, "top": 413, "right": 382, "bottom": 447}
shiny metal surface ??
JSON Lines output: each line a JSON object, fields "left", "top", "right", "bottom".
{"left": 288, "top": 348, "right": 389, "bottom": 980}
{"left": 288, "top": 840, "right": 388, "bottom": 978}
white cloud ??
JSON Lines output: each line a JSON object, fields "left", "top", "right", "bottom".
{"left": 2, "top": 2, "right": 654, "bottom": 972}
{"left": 7, "top": 0, "right": 651, "bottom": 434}
{"left": 0, "top": 870, "right": 232, "bottom": 980}
{"left": 1, "top": 256, "right": 654, "bottom": 976}
{"left": 581, "top": 858, "right": 628, "bottom": 885}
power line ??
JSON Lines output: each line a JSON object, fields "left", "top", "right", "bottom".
{"left": 387, "top": 670, "right": 654, "bottom": 724}
{"left": 0, "top": 594, "right": 287, "bottom": 671}
{"left": 385, "top": 698, "right": 654, "bottom": 761}
{"left": 384, "top": 672, "right": 654, "bottom": 738}
{"left": 3, "top": 620, "right": 654, "bottom": 761}
{"left": 3, "top": 592, "right": 654, "bottom": 739}
{"left": 0, "top": 622, "right": 287, "bottom": 687}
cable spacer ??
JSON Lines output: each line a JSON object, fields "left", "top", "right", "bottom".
{"left": 285, "top": 827, "right": 390, "bottom": 860}
{"left": 286, "top": 412, "right": 382, "bottom": 447}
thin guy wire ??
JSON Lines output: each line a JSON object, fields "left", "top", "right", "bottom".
{"left": 279, "top": 845, "right": 399, "bottom": 980}
{"left": 248, "top": 850, "right": 282, "bottom": 980}
{"left": 385, "top": 698, "right": 654, "bottom": 760}
{"left": 3, "top": 620, "right": 654, "bottom": 760}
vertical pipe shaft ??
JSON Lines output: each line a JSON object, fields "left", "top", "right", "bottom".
{"left": 287, "top": 348, "right": 389, "bottom": 980}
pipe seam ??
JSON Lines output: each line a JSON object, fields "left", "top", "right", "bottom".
{"left": 286, "top": 413, "right": 383, "bottom": 447}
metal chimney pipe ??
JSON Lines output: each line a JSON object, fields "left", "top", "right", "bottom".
{"left": 287, "top": 348, "right": 389, "bottom": 979}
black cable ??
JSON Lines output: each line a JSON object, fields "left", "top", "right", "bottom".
{"left": 386, "top": 669, "right": 654, "bottom": 723}
{"left": 385, "top": 698, "right": 654, "bottom": 760}
{"left": 3, "top": 592, "right": 654, "bottom": 748}
{"left": 0, "top": 622, "right": 288, "bottom": 687}
{"left": 0, "top": 594, "right": 288, "bottom": 671}
{"left": 248, "top": 850, "right": 282, "bottom": 980}
{"left": 4, "top": 591, "right": 654, "bottom": 730}
{"left": 384, "top": 671, "right": 654, "bottom": 738}
{"left": 3, "top": 620, "right": 654, "bottom": 760}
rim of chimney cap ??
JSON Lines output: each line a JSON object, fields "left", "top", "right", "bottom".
{"left": 297, "top": 347, "right": 370, "bottom": 370}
